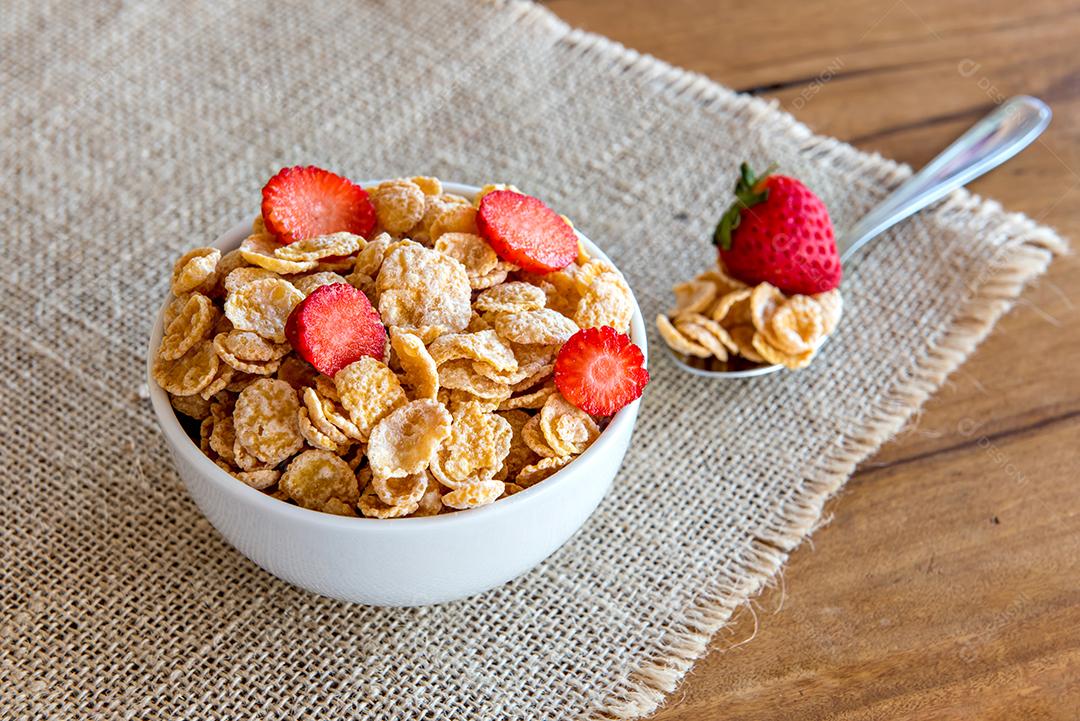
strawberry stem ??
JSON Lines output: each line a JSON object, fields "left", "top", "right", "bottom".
{"left": 713, "top": 162, "right": 777, "bottom": 250}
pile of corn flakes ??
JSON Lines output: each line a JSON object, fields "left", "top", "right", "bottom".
{"left": 656, "top": 262, "right": 842, "bottom": 370}
{"left": 153, "top": 177, "right": 636, "bottom": 517}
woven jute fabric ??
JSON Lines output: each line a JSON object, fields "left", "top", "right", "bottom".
{"left": 1, "top": 1, "right": 1065, "bottom": 719}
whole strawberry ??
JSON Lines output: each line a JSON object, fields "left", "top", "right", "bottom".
{"left": 713, "top": 163, "right": 841, "bottom": 295}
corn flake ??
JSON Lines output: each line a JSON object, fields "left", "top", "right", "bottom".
{"left": 494, "top": 409, "right": 538, "bottom": 481}
{"left": 700, "top": 263, "right": 749, "bottom": 293}
{"left": 674, "top": 317, "right": 731, "bottom": 361}
{"left": 762, "top": 294, "right": 824, "bottom": 355}
{"left": 428, "top": 329, "right": 518, "bottom": 372}
{"left": 539, "top": 393, "right": 600, "bottom": 456}
{"left": 348, "top": 272, "right": 378, "bottom": 306}
{"left": 748, "top": 282, "right": 783, "bottom": 328}
{"left": 675, "top": 313, "right": 736, "bottom": 353}
{"left": 412, "top": 480, "right": 444, "bottom": 517}
{"left": 163, "top": 292, "right": 194, "bottom": 327}
{"left": 316, "top": 256, "right": 357, "bottom": 274}
{"left": 574, "top": 275, "right": 634, "bottom": 333}
{"left": 233, "top": 378, "right": 305, "bottom": 465}
{"left": 153, "top": 340, "right": 220, "bottom": 396}
{"left": 224, "top": 277, "right": 304, "bottom": 343}
{"left": 446, "top": 389, "right": 502, "bottom": 413}
{"left": 275, "top": 232, "right": 363, "bottom": 262}
{"left": 710, "top": 287, "right": 754, "bottom": 326}
{"left": 672, "top": 279, "right": 716, "bottom": 315}
{"left": 474, "top": 282, "right": 547, "bottom": 314}
{"left": 358, "top": 485, "right": 417, "bottom": 518}
{"left": 224, "top": 266, "right": 282, "bottom": 294}
{"left": 292, "top": 272, "right": 348, "bottom": 297}
{"left": 655, "top": 314, "right": 710, "bottom": 358}
{"left": 494, "top": 309, "right": 579, "bottom": 346}
{"left": 376, "top": 243, "right": 471, "bottom": 341}
{"left": 350, "top": 232, "right": 393, "bottom": 278}
{"left": 276, "top": 355, "right": 320, "bottom": 390}
{"left": 473, "top": 342, "right": 553, "bottom": 386}
{"left": 172, "top": 247, "right": 221, "bottom": 295}
{"left": 334, "top": 357, "right": 408, "bottom": 440}
{"left": 752, "top": 332, "right": 815, "bottom": 370}
{"left": 390, "top": 330, "right": 440, "bottom": 400}
{"left": 170, "top": 392, "right": 212, "bottom": 420}
{"left": 159, "top": 292, "right": 217, "bottom": 361}
{"left": 233, "top": 469, "right": 280, "bottom": 490}
{"left": 320, "top": 395, "right": 366, "bottom": 442}
{"left": 315, "top": 374, "right": 340, "bottom": 402}
{"left": 367, "top": 399, "right": 452, "bottom": 479}
{"left": 210, "top": 249, "right": 250, "bottom": 297}
{"left": 468, "top": 265, "right": 512, "bottom": 291}
{"left": 522, "top": 270, "right": 579, "bottom": 316}
{"left": 232, "top": 434, "right": 269, "bottom": 471}
{"left": 372, "top": 471, "right": 429, "bottom": 507}
{"left": 498, "top": 382, "right": 556, "bottom": 411}
{"left": 280, "top": 450, "right": 359, "bottom": 512}
{"left": 298, "top": 406, "right": 347, "bottom": 452}
{"left": 301, "top": 387, "right": 350, "bottom": 445}
{"left": 429, "top": 402, "right": 511, "bottom": 488}
{"left": 213, "top": 330, "right": 290, "bottom": 375}
{"left": 434, "top": 232, "right": 499, "bottom": 278}
{"left": 517, "top": 456, "right": 572, "bottom": 488}
{"left": 442, "top": 480, "right": 504, "bottom": 510}
{"left": 225, "top": 371, "right": 258, "bottom": 394}
{"left": 521, "top": 414, "right": 558, "bottom": 458}
{"left": 240, "top": 233, "right": 318, "bottom": 274}
{"left": 371, "top": 179, "right": 426, "bottom": 233}
{"left": 437, "top": 360, "right": 513, "bottom": 402}
{"left": 728, "top": 324, "right": 765, "bottom": 362}
{"left": 411, "top": 176, "right": 442, "bottom": 196}
{"left": 414, "top": 197, "right": 462, "bottom": 244}
{"left": 209, "top": 413, "right": 237, "bottom": 464}
{"left": 466, "top": 311, "right": 493, "bottom": 333}
{"left": 814, "top": 289, "right": 843, "bottom": 335}
{"left": 199, "top": 362, "right": 235, "bottom": 400}
{"left": 428, "top": 203, "right": 478, "bottom": 242}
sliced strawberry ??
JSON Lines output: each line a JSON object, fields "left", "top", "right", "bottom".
{"left": 285, "top": 283, "right": 386, "bottom": 376}
{"left": 261, "top": 166, "right": 376, "bottom": 244}
{"left": 554, "top": 326, "right": 649, "bottom": 416}
{"left": 476, "top": 190, "right": 578, "bottom": 273}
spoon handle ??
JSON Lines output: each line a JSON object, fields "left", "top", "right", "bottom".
{"left": 838, "top": 95, "right": 1051, "bottom": 264}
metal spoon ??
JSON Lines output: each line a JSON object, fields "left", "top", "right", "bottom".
{"left": 668, "top": 95, "right": 1053, "bottom": 379}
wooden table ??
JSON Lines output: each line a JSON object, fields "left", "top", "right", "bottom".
{"left": 546, "top": 1, "right": 1080, "bottom": 718}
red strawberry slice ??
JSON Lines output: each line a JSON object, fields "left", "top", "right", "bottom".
{"left": 261, "top": 166, "right": 376, "bottom": 244}
{"left": 285, "top": 283, "right": 387, "bottom": 376}
{"left": 477, "top": 190, "right": 578, "bottom": 273}
{"left": 554, "top": 326, "right": 649, "bottom": 416}
{"left": 713, "top": 163, "right": 841, "bottom": 295}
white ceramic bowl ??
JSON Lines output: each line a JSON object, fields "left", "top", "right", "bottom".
{"left": 147, "top": 182, "right": 646, "bottom": 606}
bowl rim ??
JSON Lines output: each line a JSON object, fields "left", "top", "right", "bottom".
{"left": 147, "top": 180, "right": 647, "bottom": 532}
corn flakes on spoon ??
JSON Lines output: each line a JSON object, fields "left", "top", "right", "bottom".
{"left": 668, "top": 95, "right": 1052, "bottom": 378}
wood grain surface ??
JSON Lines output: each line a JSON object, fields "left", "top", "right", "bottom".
{"left": 544, "top": 1, "right": 1080, "bottom": 718}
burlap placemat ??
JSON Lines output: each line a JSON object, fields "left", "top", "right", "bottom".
{"left": 1, "top": 1, "right": 1065, "bottom": 718}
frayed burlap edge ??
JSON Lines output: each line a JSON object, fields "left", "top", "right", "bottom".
{"left": 495, "top": 1, "right": 1069, "bottom": 718}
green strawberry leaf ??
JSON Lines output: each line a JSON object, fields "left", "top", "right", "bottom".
{"left": 713, "top": 162, "right": 777, "bottom": 250}
{"left": 713, "top": 206, "right": 741, "bottom": 249}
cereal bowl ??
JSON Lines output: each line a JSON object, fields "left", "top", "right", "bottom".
{"left": 147, "top": 182, "right": 646, "bottom": 606}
